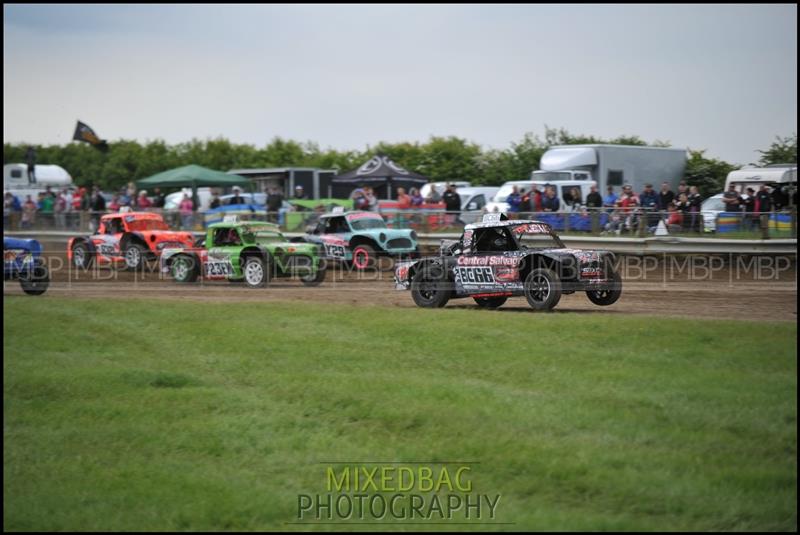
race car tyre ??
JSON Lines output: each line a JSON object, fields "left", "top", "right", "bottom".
{"left": 300, "top": 264, "right": 326, "bottom": 286}
{"left": 410, "top": 263, "right": 450, "bottom": 308}
{"left": 124, "top": 242, "right": 147, "bottom": 271}
{"left": 473, "top": 296, "right": 507, "bottom": 309}
{"left": 71, "top": 243, "right": 93, "bottom": 269}
{"left": 243, "top": 256, "right": 269, "bottom": 288}
{"left": 19, "top": 264, "right": 49, "bottom": 296}
{"left": 351, "top": 244, "right": 376, "bottom": 270}
{"left": 524, "top": 268, "right": 562, "bottom": 311}
{"left": 171, "top": 254, "right": 198, "bottom": 283}
{"left": 586, "top": 269, "right": 622, "bottom": 306}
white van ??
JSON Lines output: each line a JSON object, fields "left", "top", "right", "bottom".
{"left": 457, "top": 186, "right": 500, "bottom": 224}
{"left": 485, "top": 179, "right": 597, "bottom": 213}
{"left": 724, "top": 165, "right": 797, "bottom": 193}
{"left": 163, "top": 188, "right": 214, "bottom": 211}
{"left": 420, "top": 181, "right": 470, "bottom": 201}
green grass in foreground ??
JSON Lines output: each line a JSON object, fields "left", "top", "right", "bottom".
{"left": 3, "top": 297, "right": 797, "bottom": 531}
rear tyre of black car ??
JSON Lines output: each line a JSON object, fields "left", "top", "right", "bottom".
{"left": 19, "top": 264, "right": 49, "bottom": 296}
{"left": 410, "top": 263, "right": 450, "bottom": 308}
{"left": 473, "top": 296, "right": 507, "bottom": 309}
{"left": 524, "top": 268, "right": 562, "bottom": 311}
{"left": 586, "top": 270, "right": 622, "bottom": 306}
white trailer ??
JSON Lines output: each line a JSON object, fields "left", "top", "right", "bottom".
{"left": 534, "top": 144, "right": 687, "bottom": 194}
{"left": 3, "top": 163, "right": 74, "bottom": 201}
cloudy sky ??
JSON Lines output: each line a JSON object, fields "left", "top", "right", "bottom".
{"left": 3, "top": 4, "right": 797, "bottom": 165}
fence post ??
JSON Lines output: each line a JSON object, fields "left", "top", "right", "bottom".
{"left": 760, "top": 213, "right": 770, "bottom": 240}
{"left": 792, "top": 207, "right": 797, "bottom": 239}
{"left": 591, "top": 209, "right": 600, "bottom": 235}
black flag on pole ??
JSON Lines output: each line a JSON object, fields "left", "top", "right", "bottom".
{"left": 72, "top": 120, "right": 109, "bottom": 152}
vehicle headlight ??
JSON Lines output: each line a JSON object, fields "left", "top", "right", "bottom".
{"left": 410, "top": 230, "right": 418, "bottom": 240}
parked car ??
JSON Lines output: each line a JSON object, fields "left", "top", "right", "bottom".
{"left": 420, "top": 181, "right": 470, "bottom": 201}
{"left": 394, "top": 213, "right": 621, "bottom": 311}
{"left": 298, "top": 210, "right": 419, "bottom": 269}
{"left": 4, "top": 237, "right": 49, "bottom": 295}
{"left": 457, "top": 186, "right": 500, "bottom": 224}
{"left": 701, "top": 193, "right": 726, "bottom": 233}
{"left": 160, "top": 220, "right": 324, "bottom": 287}
{"left": 68, "top": 211, "right": 195, "bottom": 270}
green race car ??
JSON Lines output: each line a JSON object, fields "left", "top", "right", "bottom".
{"left": 160, "top": 220, "right": 325, "bottom": 287}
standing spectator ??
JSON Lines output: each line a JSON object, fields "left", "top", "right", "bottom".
{"left": 564, "top": 187, "right": 583, "bottom": 212}
{"left": 755, "top": 184, "right": 772, "bottom": 215}
{"left": 21, "top": 195, "right": 37, "bottom": 229}
{"left": 352, "top": 188, "right": 368, "bottom": 211}
{"left": 179, "top": 193, "right": 194, "bottom": 230}
{"left": 687, "top": 185, "right": 703, "bottom": 232}
{"left": 442, "top": 184, "right": 461, "bottom": 225}
{"left": 396, "top": 187, "right": 412, "bottom": 209}
{"left": 541, "top": 186, "right": 560, "bottom": 212}
{"left": 364, "top": 186, "right": 378, "bottom": 211}
{"left": 721, "top": 185, "right": 742, "bottom": 213}
{"left": 531, "top": 186, "right": 543, "bottom": 212}
{"left": 293, "top": 185, "right": 307, "bottom": 200}
{"left": 137, "top": 190, "right": 153, "bottom": 210}
{"left": 409, "top": 187, "right": 424, "bottom": 207}
{"left": 586, "top": 185, "right": 603, "bottom": 209}
{"left": 742, "top": 187, "right": 757, "bottom": 230}
{"left": 425, "top": 185, "right": 442, "bottom": 203}
{"left": 603, "top": 185, "right": 618, "bottom": 212}
{"left": 54, "top": 190, "right": 68, "bottom": 229}
{"left": 25, "top": 146, "right": 36, "bottom": 182}
{"left": 673, "top": 192, "right": 691, "bottom": 232}
{"left": 4, "top": 192, "right": 16, "bottom": 228}
{"left": 38, "top": 191, "right": 54, "bottom": 228}
{"left": 229, "top": 186, "right": 245, "bottom": 205}
{"left": 89, "top": 187, "right": 106, "bottom": 231}
{"left": 266, "top": 186, "right": 283, "bottom": 223}
{"left": 209, "top": 191, "right": 221, "bottom": 209}
{"left": 519, "top": 188, "right": 532, "bottom": 215}
{"left": 126, "top": 182, "right": 137, "bottom": 205}
{"left": 771, "top": 185, "right": 788, "bottom": 211}
{"left": 108, "top": 195, "right": 121, "bottom": 212}
{"left": 658, "top": 182, "right": 675, "bottom": 211}
{"left": 640, "top": 183, "right": 659, "bottom": 230}
{"left": 506, "top": 185, "right": 522, "bottom": 214}
{"left": 153, "top": 187, "right": 166, "bottom": 209}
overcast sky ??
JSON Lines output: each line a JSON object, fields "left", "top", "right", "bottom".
{"left": 3, "top": 4, "right": 797, "bottom": 166}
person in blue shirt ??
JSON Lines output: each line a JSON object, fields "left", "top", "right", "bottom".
{"left": 639, "top": 183, "right": 660, "bottom": 231}
{"left": 541, "top": 186, "right": 561, "bottom": 212}
{"left": 603, "top": 186, "right": 618, "bottom": 212}
{"left": 506, "top": 186, "right": 522, "bottom": 213}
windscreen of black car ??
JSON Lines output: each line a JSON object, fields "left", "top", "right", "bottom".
{"left": 515, "top": 225, "right": 564, "bottom": 250}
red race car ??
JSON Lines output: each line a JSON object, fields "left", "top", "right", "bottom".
{"left": 67, "top": 212, "right": 195, "bottom": 271}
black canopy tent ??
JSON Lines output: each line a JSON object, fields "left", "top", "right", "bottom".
{"left": 331, "top": 154, "right": 428, "bottom": 200}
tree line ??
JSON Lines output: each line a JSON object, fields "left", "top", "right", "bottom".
{"left": 3, "top": 128, "right": 796, "bottom": 198}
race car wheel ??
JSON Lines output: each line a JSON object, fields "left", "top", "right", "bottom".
{"left": 71, "top": 243, "right": 92, "bottom": 269}
{"left": 300, "top": 264, "right": 326, "bottom": 286}
{"left": 410, "top": 263, "right": 450, "bottom": 308}
{"left": 124, "top": 243, "right": 147, "bottom": 271}
{"left": 243, "top": 256, "right": 269, "bottom": 288}
{"left": 473, "top": 296, "right": 507, "bottom": 309}
{"left": 19, "top": 264, "right": 49, "bottom": 296}
{"left": 586, "top": 269, "right": 622, "bottom": 306}
{"left": 524, "top": 268, "right": 562, "bottom": 311}
{"left": 351, "top": 244, "right": 375, "bottom": 270}
{"left": 171, "top": 255, "right": 198, "bottom": 283}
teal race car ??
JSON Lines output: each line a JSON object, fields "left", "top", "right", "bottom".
{"left": 160, "top": 220, "right": 325, "bottom": 287}
{"left": 299, "top": 211, "right": 419, "bottom": 269}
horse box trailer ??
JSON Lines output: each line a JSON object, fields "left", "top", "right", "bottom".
{"left": 534, "top": 144, "right": 687, "bottom": 194}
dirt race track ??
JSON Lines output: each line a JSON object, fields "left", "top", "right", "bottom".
{"left": 4, "top": 246, "right": 797, "bottom": 322}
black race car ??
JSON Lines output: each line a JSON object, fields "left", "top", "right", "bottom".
{"left": 394, "top": 214, "right": 621, "bottom": 311}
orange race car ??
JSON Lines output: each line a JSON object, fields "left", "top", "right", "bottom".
{"left": 67, "top": 212, "right": 195, "bottom": 271}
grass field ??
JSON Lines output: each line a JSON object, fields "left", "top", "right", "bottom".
{"left": 3, "top": 296, "right": 797, "bottom": 531}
